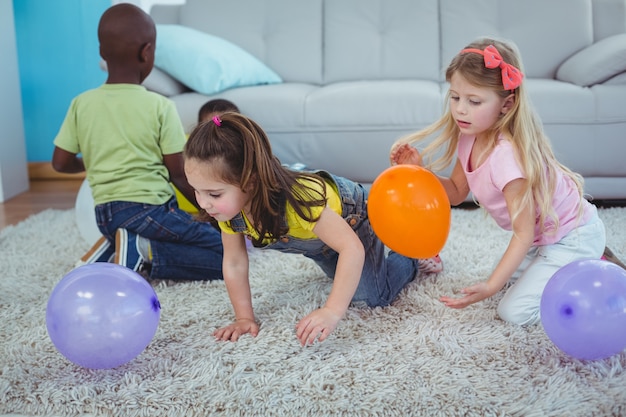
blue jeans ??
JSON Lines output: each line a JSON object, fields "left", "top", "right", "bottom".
{"left": 95, "top": 198, "right": 223, "bottom": 281}
{"left": 247, "top": 172, "right": 420, "bottom": 307}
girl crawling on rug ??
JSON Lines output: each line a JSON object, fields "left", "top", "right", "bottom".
{"left": 183, "top": 112, "right": 441, "bottom": 346}
{"left": 390, "top": 37, "right": 611, "bottom": 326}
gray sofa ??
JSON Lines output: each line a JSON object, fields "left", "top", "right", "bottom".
{"left": 147, "top": 0, "right": 626, "bottom": 201}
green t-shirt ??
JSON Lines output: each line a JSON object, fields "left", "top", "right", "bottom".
{"left": 54, "top": 84, "right": 186, "bottom": 206}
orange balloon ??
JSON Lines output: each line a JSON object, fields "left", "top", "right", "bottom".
{"left": 368, "top": 165, "right": 451, "bottom": 258}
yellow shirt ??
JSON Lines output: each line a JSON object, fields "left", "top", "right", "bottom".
{"left": 219, "top": 176, "right": 342, "bottom": 242}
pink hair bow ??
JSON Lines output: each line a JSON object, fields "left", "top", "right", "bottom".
{"left": 461, "top": 45, "right": 524, "bottom": 90}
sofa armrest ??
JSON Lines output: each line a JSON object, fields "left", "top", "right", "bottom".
{"left": 142, "top": 67, "right": 190, "bottom": 97}
{"left": 556, "top": 33, "right": 626, "bottom": 86}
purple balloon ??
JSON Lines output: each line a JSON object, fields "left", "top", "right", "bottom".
{"left": 540, "top": 259, "right": 626, "bottom": 360}
{"left": 46, "top": 263, "right": 161, "bottom": 369}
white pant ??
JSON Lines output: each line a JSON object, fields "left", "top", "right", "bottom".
{"left": 497, "top": 209, "right": 606, "bottom": 326}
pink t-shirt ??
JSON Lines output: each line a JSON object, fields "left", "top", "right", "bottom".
{"left": 457, "top": 134, "right": 593, "bottom": 245}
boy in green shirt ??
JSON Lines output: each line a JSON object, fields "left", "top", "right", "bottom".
{"left": 52, "top": 3, "right": 223, "bottom": 280}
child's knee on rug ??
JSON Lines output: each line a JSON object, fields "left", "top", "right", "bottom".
{"left": 497, "top": 294, "right": 541, "bottom": 326}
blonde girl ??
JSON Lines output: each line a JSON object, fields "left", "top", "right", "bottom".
{"left": 390, "top": 37, "right": 607, "bottom": 325}
{"left": 184, "top": 113, "right": 440, "bottom": 346}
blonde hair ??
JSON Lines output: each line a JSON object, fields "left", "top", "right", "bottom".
{"left": 393, "top": 37, "right": 585, "bottom": 235}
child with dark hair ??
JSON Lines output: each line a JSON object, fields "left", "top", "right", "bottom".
{"left": 197, "top": 97, "right": 309, "bottom": 174}
{"left": 198, "top": 98, "right": 240, "bottom": 123}
{"left": 52, "top": 3, "right": 223, "bottom": 281}
{"left": 183, "top": 112, "right": 442, "bottom": 346}
{"left": 174, "top": 98, "right": 242, "bottom": 214}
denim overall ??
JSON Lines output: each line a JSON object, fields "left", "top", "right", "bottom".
{"left": 95, "top": 197, "right": 223, "bottom": 281}
{"left": 228, "top": 172, "right": 419, "bottom": 307}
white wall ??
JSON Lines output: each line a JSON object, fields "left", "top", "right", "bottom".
{"left": 0, "top": 0, "right": 29, "bottom": 202}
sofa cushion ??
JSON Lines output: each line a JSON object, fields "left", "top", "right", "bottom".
{"left": 154, "top": 24, "right": 282, "bottom": 95}
{"left": 603, "top": 71, "right": 626, "bottom": 84}
{"left": 305, "top": 80, "right": 443, "bottom": 128}
{"left": 169, "top": 84, "right": 319, "bottom": 133}
{"left": 525, "top": 79, "right": 595, "bottom": 123}
{"left": 440, "top": 0, "right": 593, "bottom": 79}
{"left": 169, "top": 0, "right": 324, "bottom": 84}
{"left": 142, "top": 67, "right": 190, "bottom": 97}
{"left": 323, "top": 0, "right": 441, "bottom": 83}
{"left": 556, "top": 33, "right": 626, "bottom": 86}
{"left": 592, "top": 0, "right": 626, "bottom": 41}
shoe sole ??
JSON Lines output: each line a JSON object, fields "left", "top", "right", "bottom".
{"left": 80, "top": 236, "right": 111, "bottom": 264}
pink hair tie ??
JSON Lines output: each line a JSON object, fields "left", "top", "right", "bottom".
{"left": 460, "top": 45, "right": 524, "bottom": 90}
{"left": 212, "top": 115, "right": 222, "bottom": 126}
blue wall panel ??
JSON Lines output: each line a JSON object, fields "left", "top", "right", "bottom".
{"left": 14, "top": 0, "right": 110, "bottom": 162}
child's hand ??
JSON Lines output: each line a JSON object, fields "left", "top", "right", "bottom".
{"left": 213, "top": 318, "right": 259, "bottom": 342}
{"left": 390, "top": 143, "right": 424, "bottom": 166}
{"left": 295, "top": 307, "right": 342, "bottom": 346}
{"left": 440, "top": 282, "right": 493, "bottom": 309}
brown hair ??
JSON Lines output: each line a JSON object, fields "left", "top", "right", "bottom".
{"left": 183, "top": 113, "right": 327, "bottom": 245}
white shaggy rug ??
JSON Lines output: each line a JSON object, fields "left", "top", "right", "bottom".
{"left": 1, "top": 207, "right": 625, "bottom": 417}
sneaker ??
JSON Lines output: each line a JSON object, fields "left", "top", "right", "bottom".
{"left": 74, "top": 236, "right": 114, "bottom": 268}
{"left": 417, "top": 254, "right": 444, "bottom": 275}
{"left": 602, "top": 246, "right": 626, "bottom": 270}
{"left": 114, "top": 228, "right": 144, "bottom": 271}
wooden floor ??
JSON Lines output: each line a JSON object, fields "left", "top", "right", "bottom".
{"left": 0, "top": 179, "right": 82, "bottom": 230}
